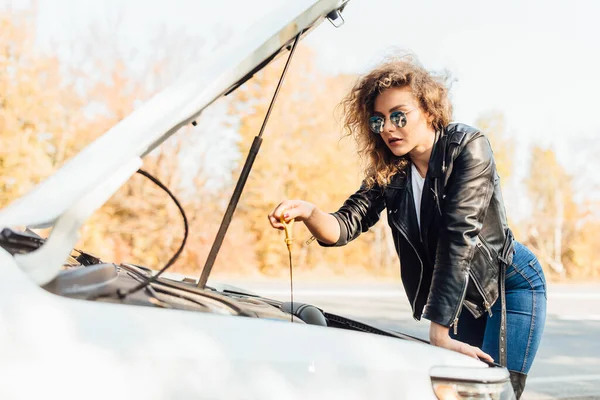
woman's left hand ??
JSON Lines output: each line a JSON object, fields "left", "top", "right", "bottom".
{"left": 429, "top": 322, "right": 494, "bottom": 363}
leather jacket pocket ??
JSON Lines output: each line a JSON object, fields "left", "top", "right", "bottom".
{"left": 464, "top": 236, "right": 499, "bottom": 318}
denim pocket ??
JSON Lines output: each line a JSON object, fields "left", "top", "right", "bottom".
{"left": 506, "top": 256, "right": 547, "bottom": 293}
{"left": 528, "top": 258, "right": 547, "bottom": 296}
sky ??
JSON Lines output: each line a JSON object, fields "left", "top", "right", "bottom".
{"left": 6, "top": 0, "right": 600, "bottom": 211}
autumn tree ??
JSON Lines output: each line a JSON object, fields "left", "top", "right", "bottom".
{"left": 475, "top": 111, "right": 514, "bottom": 182}
{"left": 0, "top": 7, "right": 253, "bottom": 277}
{"left": 9, "top": 5, "right": 598, "bottom": 281}
{"left": 569, "top": 202, "right": 600, "bottom": 279}
{"left": 523, "top": 146, "right": 581, "bottom": 277}
{"left": 0, "top": 11, "right": 85, "bottom": 208}
{"left": 69, "top": 17, "right": 254, "bottom": 277}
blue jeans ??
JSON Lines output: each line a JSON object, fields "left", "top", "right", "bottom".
{"left": 450, "top": 241, "right": 547, "bottom": 373}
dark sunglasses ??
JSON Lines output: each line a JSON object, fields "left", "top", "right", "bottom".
{"left": 368, "top": 108, "right": 416, "bottom": 134}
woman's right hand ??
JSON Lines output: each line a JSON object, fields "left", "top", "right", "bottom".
{"left": 268, "top": 200, "right": 316, "bottom": 230}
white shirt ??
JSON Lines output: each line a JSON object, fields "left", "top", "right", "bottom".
{"left": 411, "top": 163, "right": 426, "bottom": 230}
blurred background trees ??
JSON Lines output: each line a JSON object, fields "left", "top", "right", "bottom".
{"left": 1, "top": 7, "right": 599, "bottom": 281}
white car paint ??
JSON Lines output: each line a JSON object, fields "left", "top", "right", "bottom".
{"left": 0, "top": 249, "right": 487, "bottom": 399}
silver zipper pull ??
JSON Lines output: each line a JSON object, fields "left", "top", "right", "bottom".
{"left": 453, "top": 317, "right": 459, "bottom": 335}
{"left": 484, "top": 300, "right": 493, "bottom": 317}
{"left": 484, "top": 301, "right": 493, "bottom": 316}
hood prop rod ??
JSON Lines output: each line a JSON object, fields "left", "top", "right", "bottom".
{"left": 197, "top": 33, "right": 301, "bottom": 289}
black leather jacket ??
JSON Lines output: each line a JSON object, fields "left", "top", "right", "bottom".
{"left": 319, "top": 123, "right": 514, "bottom": 331}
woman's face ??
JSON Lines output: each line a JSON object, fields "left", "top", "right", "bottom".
{"left": 372, "top": 86, "right": 435, "bottom": 158}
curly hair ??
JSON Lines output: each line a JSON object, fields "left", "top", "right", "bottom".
{"left": 340, "top": 56, "right": 453, "bottom": 188}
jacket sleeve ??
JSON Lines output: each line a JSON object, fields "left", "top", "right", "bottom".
{"left": 422, "top": 134, "right": 496, "bottom": 327}
{"left": 317, "top": 181, "right": 386, "bottom": 247}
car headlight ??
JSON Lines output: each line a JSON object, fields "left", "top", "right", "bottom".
{"left": 430, "top": 366, "right": 515, "bottom": 400}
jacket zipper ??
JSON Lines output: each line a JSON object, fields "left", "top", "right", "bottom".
{"left": 391, "top": 218, "right": 424, "bottom": 318}
{"left": 450, "top": 272, "right": 469, "bottom": 335}
{"left": 476, "top": 240, "right": 493, "bottom": 262}
{"left": 430, "top": 187, "right": 443, "bottom": 216}
{"left": 475, "top": 239, "right": 495, "bottom": 316}
{"left": 441, "top": 135, "right": 467, "bottom": 333}
{"left": 442, "top": 141, "right": 460, "bottom": 185}
{"left": 468, "top": 269, "right": 493, "bottom": 317}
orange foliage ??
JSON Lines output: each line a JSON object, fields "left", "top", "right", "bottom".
{"left": 2, "top": 9, "right": 599, "bottom": 281}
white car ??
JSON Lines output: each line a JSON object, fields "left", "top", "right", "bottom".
{"left": 0, "top": 1, "right": 515, "bottom": 399}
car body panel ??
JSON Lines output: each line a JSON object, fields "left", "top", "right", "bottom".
{"left": 0, "top": 249, "right": 485, "bottom": 399}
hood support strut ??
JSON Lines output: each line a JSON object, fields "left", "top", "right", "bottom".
{"left": 197, "top": 34, "right": 301, "bottom": 288}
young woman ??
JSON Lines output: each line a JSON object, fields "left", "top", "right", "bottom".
{"left": 267, "top": 58, "right": 546, "bottom": 398}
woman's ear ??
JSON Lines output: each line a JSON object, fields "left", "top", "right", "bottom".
{"left": 425, "top": 112, "right": 435, "bottom": 128}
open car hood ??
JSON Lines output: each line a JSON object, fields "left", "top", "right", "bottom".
{"left": 0, "top": 0, "right": 349, "bottom": 284}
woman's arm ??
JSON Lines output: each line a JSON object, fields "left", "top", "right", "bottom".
{"left": 430, "top": 321, "right": 494, "bottom": 362}
{"left": 268, "top": 181, "right": 386, "bottom": 247}
{"left": 268, "top": 200, "right": 340, "bottom": 245}
{"left": 317, "top": 181, "right": 386, "bottom": 247}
